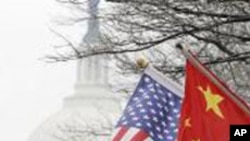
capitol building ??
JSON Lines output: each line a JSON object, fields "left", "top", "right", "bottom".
{"left": 28, "top": 0, "right": 121, "bottom": 140}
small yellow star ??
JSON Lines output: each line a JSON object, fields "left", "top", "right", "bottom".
{"left": 198, "top": 86, "right": 224, "bottom": 119}
{"left": 184, "top": 117, "right": 191, "bottom": 128}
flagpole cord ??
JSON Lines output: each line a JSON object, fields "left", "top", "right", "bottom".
{"left": 176, "top": 43, "right": 250, "bottom": 116}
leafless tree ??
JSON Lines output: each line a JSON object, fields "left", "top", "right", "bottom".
{"left": 44, "top": 1, "right": 250, "bottom": 141}
{"left": 46, "top": 111, "right": 116, "bottom": 141}
{"left": 51, "top": 119, "right": 112, "bottom": 141}
{"left": 48, "top": 0, "right": 250, "bottom": 101}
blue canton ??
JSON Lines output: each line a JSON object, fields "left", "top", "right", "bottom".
{"left": 117, "top": 74, "right": 182, "bottom": 141}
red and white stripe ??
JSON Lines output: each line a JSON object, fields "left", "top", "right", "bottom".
{"left": 111, "top": 127, "right": 153, "bottom": 141}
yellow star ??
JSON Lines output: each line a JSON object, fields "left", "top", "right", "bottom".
{"left": 192, "top": 139, "right": 200, "bottom": 141}
{"left": 198, "top": 86, "right": 224, "bottom": 119}
{"left": 184, "top": 117, "right": 191, "bottom": 128}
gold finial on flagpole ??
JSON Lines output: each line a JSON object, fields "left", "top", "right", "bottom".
{"left": 176, "top": 43, "right": 184, "bottom": 50}
{"left": 136, "top": 55, "right": 149, "bottom": 69}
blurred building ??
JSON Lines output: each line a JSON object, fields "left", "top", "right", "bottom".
{"left": 28, "top": 0, "right": 121, "bottom": 140}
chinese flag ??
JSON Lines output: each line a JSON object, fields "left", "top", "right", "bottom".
{"left": 177, "top": 61, "right": 250, "bottom": 141}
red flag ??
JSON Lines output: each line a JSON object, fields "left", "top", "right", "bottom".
{"left": 177, "top": 60, "right": 250, "bottom": 141}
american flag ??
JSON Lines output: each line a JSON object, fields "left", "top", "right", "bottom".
{"left": 111, "top": 65, "right": 183, "bottom": 141}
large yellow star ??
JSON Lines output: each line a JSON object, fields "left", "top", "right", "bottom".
{"left": 198, "top": 86, "right": 224, "bottom": 119}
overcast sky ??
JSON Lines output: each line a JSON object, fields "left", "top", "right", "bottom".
{"left": 0, "top": 1, "right": 76, "bottom": 141}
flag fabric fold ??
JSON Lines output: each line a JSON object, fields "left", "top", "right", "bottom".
{"left": 177, "top": 60, "right": 250, "bottom": 141}
{"left": 111, "top": 65, "right": 183, "bottom": 141}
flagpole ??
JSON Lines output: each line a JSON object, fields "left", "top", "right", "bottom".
{"left": 176, "top": 43, "right": 250, "bottom": 116}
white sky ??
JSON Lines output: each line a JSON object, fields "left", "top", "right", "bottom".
{"left": 0, "top": 0, "right": 76, "bottom": 141}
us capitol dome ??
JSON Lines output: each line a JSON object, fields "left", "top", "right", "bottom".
{"left": 28, "top": 0, "right": 121, "bottom": 140}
